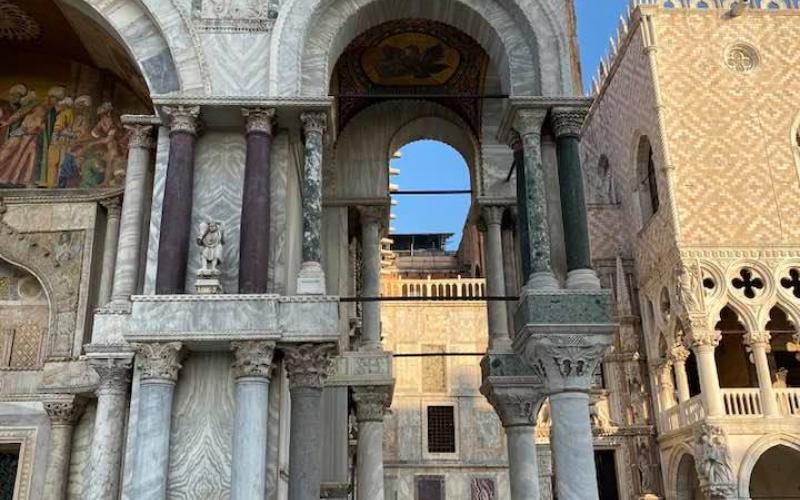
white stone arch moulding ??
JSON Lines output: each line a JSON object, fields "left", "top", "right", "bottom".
{"left": 70, "top": 0, "right": 207, "bottom": 96}
{"left": 736, "top": 433, "right": 800, "bottom": 498}
{"left": 666, "top": 444, "right": 696, "bottom": 499}
{"left": 270, "top": 0, "right": 569, "bottom": 97}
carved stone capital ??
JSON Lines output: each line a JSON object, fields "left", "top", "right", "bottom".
{"left": 283, "top": 343, "right": 337, "bottom": 389}
{"left": 689, "top": 328, "right": 722, "bottom": 349}
{"left": 124, "top": 124, "right": 154, "bottom": 149}
{"left": 89, "top": 357, "right": 133, "bottom": 396}
{"left": 357, "top": 205, "right": 388, "bottom": 229}
{"left": 480, "top": 205, "right": 505, "bottom": 228}
{"left": 231, "top": 341, "right": 276, "bottom": 379}
{"left": 134, "top": 342, "right": 184, "bottom": 383}
{"left": 669, "top": 344, "right": 691, "bottom": 364}
{"left": 300, "top": 111, "right": 327, "bottom": 136}
{"left": 43, "top": 396, "right": 87, "bottom": 426}
{"left": 163, "top": 106, "right": 201, "bottom": 135}
{"left": 551, "top": 107, "right": 587, "bottom": 139}
{"left": 520, "top": 335, "right": 611, "bottom": 393}
{"left": 352, "top": 385, "right": 392, "bottom": 422}
{"left": 100, "top": 197, "right": 122, "bottom": 219}
{"left": 744, "top": 331, "right": 771, "bottom": 348}
{"left": 482, "top": 384, "right": 546, "bottom": 428}
{"left": 512, "top": 108, "right": 547, "bottom": 138}
{"left": 242, "top": 107, "right": 276, "bottom": 135}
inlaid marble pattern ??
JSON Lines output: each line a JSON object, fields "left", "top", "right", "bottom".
{"left": 144, "top": 127, "right": 171, "bottom": 295}
{"left": 167, "top": 353, "right": 235, "bottom": 499}
{"left": 202, "top": 33, "right": 271, "bottom": 95}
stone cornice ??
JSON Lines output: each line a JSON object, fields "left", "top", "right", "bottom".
{"left": 151, "top": 95, "right": 334, "bottom": 109}
{"left": 0, "top": 188, "right": 125, "bottom": 204}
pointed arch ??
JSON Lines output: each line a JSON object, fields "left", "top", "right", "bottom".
{"left": 737, "top": 434, "right": 800, "bottom": 497}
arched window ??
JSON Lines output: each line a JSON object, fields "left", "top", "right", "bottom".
{"left": 636, "top": 136, "right": 660, "bottom": 225}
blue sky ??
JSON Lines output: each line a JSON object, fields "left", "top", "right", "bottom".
{"left": 390, "top": 1, "right": 630, "bottom": 250}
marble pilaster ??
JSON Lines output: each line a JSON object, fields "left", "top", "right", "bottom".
{"left": 130, "top": 342, "right": 184, "bottom": 500}
{"left": 239, "top": 108, "right": 276, "bottom": 294}
{"left": 352, "top": 386, "right": 391, "bottom": 500}
{"left": 156, "top": 106, "right": 200, "bottom": 294}
{"left": 110, "top": 124, "right": 154, "bottom": 306}
{"left": 358, "top": 205, "right": 386, "bottom": 351}
{"left": 551, "top": 108, "right": 600, "bottom": 290}
{"left": 98, "top": 198, "right": 122, "bottom": 306}
{"left": 231, "top": 341, "right": 276, "bottom": 500}
{"left": 297, "top": 112, "right": 327, "bottom": 295}
{"left": 42, "top": 396, "right": 86, "bottom": 500}
{"left": 745, "top": 332, "right": 780, "bottom": 417}
{"left": 480, "top": 204, "right": 512, "bottom": 352}
{"left": 513, "top": 109, "right": 558, "bottom": 290}
{"left": 283, "top": 343, "right": 336, "bottom": 500}
{"left": 86, "top": 356, "right": 133, "bottom": 500}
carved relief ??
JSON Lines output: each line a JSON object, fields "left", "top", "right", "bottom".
{"left": 192, "top": 0, "right": 279, "bottom": 32}
{"left": 693, "top": 424, "right": 735, "bottom": 496}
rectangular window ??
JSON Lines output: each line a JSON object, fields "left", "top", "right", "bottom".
{"left": 426, "top": 405, "right": 456, "bottom": 454}
{"left": 0, "top": 445, "right": 20, "bottom": 500}
{"left": 416, "top": 475, "right": 445, "bottom": 500}
{"left": 421, "top": 345, "right": 446, "bottom": 393}
{"left": 594, "top": 449, "right": 620, "bottom": 500}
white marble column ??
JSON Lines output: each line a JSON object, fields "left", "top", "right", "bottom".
{"left": 231, "top": 341, "right": 276, "bottom": 500}
{"left": 352, "top": 386, "right": 390, "bottom": 500}
{"left": 110, "top": 123, "right": 154, "bottom": 306}
{"left": 671, "top": 345, "right": 691, "bottom": 404}
{"left": 359, "top": 206, "right": 385, "bottom": 351}
{"left": 689, "top": 331, "right": 724, "bottom": 417}
{"left": 283, "top": 343, "right": 336, "bottom": 500}
{"left": 745, "top": 332, "right": 780, "bottom": 417}
{"left": 130, "top": 343, "right": 184, "bottom": 500}
{"left": 481, "top": 205, "right": 512, "bottom": 352}
{"left": 483, "top": 384, "right": 545, "bottom": 500}
{"left": 98, "top": 198, "right": 122, "bottom": 306}
{"left": 654, "top": 360, "right": 677, "bottom": 413}
{"left": 297, "top": 112, "right": 328, "bottom": 295}
{"left": 42, "top": 396, "right": 86, "bottom": 500}
{"left": 85, "top": 356, "right": 133, "bottom": 500}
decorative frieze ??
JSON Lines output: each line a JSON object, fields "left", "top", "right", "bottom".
{"left": 231, "top": 340, "right": 276, "bottom": 379}
{"left": 283, "top": 343, "right": 336, "bottom": 388}
{"left": 134, "top": 342, "right": 184, "bottom": 382}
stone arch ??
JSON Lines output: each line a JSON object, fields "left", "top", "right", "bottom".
{"left": 0, "top": 257, "right": 50, "bottom": 368}
{"left": 634, "top": 134, "right": 660, "bottom": 228}
{"left": 0, "top": 220, "right": 84, "bottom": 359}
{"left": 666, "top": 445, "right": 699, "bottom": 500}
{"left": 737, "top": 434, "right": 800, "bottom": 497}
{"left": 72, "top": 0, "right": 207, "bottom": 95}
{"left": 271, "top": 0, "right": 569, "bottom": 97}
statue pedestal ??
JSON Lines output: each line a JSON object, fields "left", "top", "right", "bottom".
{"left": 195, "top": 271, "right": 222, "bottom": 294}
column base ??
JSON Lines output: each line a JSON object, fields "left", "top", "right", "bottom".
{"left": 487, "top": 336, "right": 513, "bottom": 354}
{"left": 566, "top": 269, "right": 601, "bottom": 290}
{"left": 525, "top": 271, "right": 560, "bottom": 291}
{"left": 297, "top": 262, "right": 326, "bottom": 295}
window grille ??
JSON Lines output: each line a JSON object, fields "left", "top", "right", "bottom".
{"left": 0, "top": 448, "right": 20, "bottom": 500}
{"left": 426, "top": 405, "right": 456, "bottom": 454}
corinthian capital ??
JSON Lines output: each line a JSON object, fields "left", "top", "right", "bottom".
{"left": 744, "top": 331, "right": 771, "bottom": 348}
{"left": 163, "top": 106, "right": 201, "bottom": 135}
{"left": 300, "top": 111, "right": 327, "bottom": 136}
{"left": 481, "top": 383, "right": 546, "bottom": 428}
{"left": 551, "top": 107, "right": 587, "bottom": 139}
{"left": 520, "top": 335, "right": 611, "bottom": 393}
{"left": 242, "top": 107, "right": 276, "bottom": 135}
{"left": 669, "top": 344, "right": 691, "bottom": 363}
{"left": 231, "top": 341, "right": 276, "bottom": 379}
{"left": 89, "top": 356, "right": 133, "bottom": 396}
{"left": 513, "top": 108, "right": 547, "bottom": 138}
{"left": 43, "top": 396, "right": 87, "bottom": 426}
{"left": 124, "top": 124, "right": 154, "bottom": 149}
{"left": 689, "top": 328, "right": 721, "bottom": 349}
{"left": 352, "top": 385, "right": 392, "bottom": 422}
{"left": 134, "top": 342, "right": 184, "bottom": 383}
{"left": 480, "top": 205, "right": 505, "bottom": 228}
{"left": 283, "top": 343, "right": 337, "bottom": 388}
{"left": 358, "top": 205, "right": 388, "bottom": 228}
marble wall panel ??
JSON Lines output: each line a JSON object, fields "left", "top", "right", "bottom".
{"left": 201, "top": 33, "right": 271, "bottom": 96}
{"left": 269, "top": 134, "right": 290, "bottom": 295}
{"left": 67, "top": 402, "right": 96, "bottom": 500}
{"left": 386, "top": 467, "right": 511, "bottom": 500}
{"left": 185, "top": 133, "right": 246, "bottom": 293}
{"left": 144, "top": 127, "right": 171, "bottom": 295}
{"left": 167, "top": 353, "right": 235, "bottom": 500}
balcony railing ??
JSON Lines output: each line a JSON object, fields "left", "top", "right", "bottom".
{"left": 776, "top": 389, "right": 800, "bottom": 416}
{"left": 385, "top": 276, "right": 486, "bottom": 299}
{"left": 723, "top": 388, "right": 762, "bottom": 416}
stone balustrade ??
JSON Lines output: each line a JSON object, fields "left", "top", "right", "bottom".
{"left": 723, "top": 388, "right": 763, "bottom": 416}
{"left": 386, "top": 276, "right": 486, "bottom": 298}
{"left": 776, "top": 389, "right": 800, "bottom": 416}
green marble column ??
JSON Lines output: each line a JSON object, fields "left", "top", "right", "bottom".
{"left": 297, "top": 112, "right": 327, "bottom": 294}
{"left": 513, "top": 109, "right": 558, "bottom": 290}
{"left": 552, "top": 108, "right": 600, "bottom": 290}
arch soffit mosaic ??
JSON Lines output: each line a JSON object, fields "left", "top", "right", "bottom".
{"left": 737, "top": 434, "right": 800, "bottom": 496}
{"left": 272, "top": 0, "right": 568, "bottom": 97}
{"left": 71, "top": 0, "right": 207, "bottom": 96}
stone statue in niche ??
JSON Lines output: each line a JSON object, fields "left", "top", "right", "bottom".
{"left": 694, "top": 424, "right": 734, "bottom": 494}
{"left": 673, "top": 263, "right": 702, "bottom": 317}
{"left": 195, "top": 220, "right": 224, "bottom": 294}
{"left": 636, "top": 438, "right": 658, "bottom": 495}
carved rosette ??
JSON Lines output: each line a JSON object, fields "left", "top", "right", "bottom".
{"left": 522, "top": 335, "right": 611, "bottom": 393}
{"left": 283, "top": 343, "right": 337, "bottom": 389}
{"left": 551, "top": 107, "right": 587, "bottom": 139}
{"left": 89, "top": 357, "right": 133, "bottom": 396}
{"left": 300, "top": 111, "right": 327, "bottom": 137}
{"left": 163, "top": 106, "right": 201, "bottom": 136}
{"left": 43, "top": 396, "right": 86, "bottom": 426}
{"left": 242, "top": 107, "right": 276, "bottom": 135}
{"left": 352, "top": 386, "right": 392, "bottom": 422}
{"left": 231, "top": 341, "right": 276, "bottom": 379}
{"left": 123, "top": 124, "right": 154, "bottom": 150}
{"left": 482, "top": 385, "right": 546, "bottom": 428}
{"left": 134, "top": 342, "right": 184, "bottom": 383}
